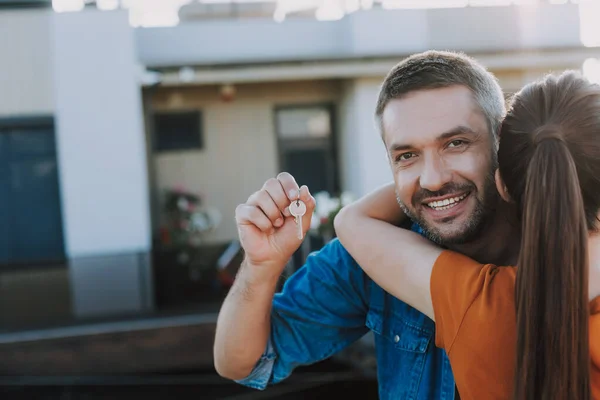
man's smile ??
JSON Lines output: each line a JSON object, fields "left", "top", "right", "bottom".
{"left": 421, "top": 191, "right": 472, "bottom": 221}
{"left": 424, "top": 191, "right": 470, "bottom": 211}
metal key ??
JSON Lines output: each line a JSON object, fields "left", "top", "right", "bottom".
{"left": 289, "top": 199, "right": 307, "bottom": 240}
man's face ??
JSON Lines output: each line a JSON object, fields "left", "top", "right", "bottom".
{"left": 382, "top": 85, "right": 498, "bottom": 245}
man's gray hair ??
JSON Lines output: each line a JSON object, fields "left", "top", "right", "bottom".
{"left": 375, "top": 50, "right": 506, "bottom": 143}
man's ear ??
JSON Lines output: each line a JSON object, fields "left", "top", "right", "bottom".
{"left": 495, "top": 169, "right": 512, "bottom": 203}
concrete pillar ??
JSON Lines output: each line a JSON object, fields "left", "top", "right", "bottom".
{"left": 52, "top": 9, "right": 153, "bottom": 317}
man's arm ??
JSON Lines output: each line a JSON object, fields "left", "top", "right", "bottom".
{"left": 213, "top": 259, "right": 281, "bottom": 380}
{"left": 215, "top": 238, "right": 371, "bottom": 387}
{"left": 261, "top": 239, "right": 371, "bottom": 386}
{"left": 214, "top": 173, "right": 369, "bottom": 385}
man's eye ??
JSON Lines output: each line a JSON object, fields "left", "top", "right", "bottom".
{"left": 448, "top": 140, "right": 466, "bottom": 148}
{"left": 397, "top": 152, "right": 415, "bottom": 162}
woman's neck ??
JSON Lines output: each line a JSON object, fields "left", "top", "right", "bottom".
{"left": 588, "top": 233, "right": 600, "bottom": 301}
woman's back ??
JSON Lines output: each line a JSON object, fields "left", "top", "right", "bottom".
{"left": 430, "top": 251, "right": 600, "bottom": 400}
{"left": 493, "top": 71, "right": 600, "bottom": 399}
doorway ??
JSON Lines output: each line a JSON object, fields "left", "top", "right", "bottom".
{"left": 275, "top": 103, "right": 339, "bottom": 195}
{"left": 0, "top": 117, "right": 65, "bottom": 266}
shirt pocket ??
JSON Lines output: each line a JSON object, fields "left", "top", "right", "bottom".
{"left": 366, "top": 304, "right": 434, "bottom": 400}
{"left": 366, "top": 306, "right": 431, "bottom": 353}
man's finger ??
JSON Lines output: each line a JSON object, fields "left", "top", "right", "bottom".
{"left": 298, "top": 185, "right": 315, "bottom": 209}
{"left": 235, "top": 204, "right": 274, "bottom": 233}
{"left": 299, "top": 185, "right": 316, "bottom": 233}
{"left": 247, "top": 190, "right": 284, "bottom": 227}
{"left": 263, "top": 178, "right": 292, "bottom": 218}
{"left": 276, "top": 172, "right": 301, "bottom": 203}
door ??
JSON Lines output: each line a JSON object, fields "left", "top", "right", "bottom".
{"left": 275, "top": 104, "right": 339, "bottom": 195}
{"left": 0, "top": 118, "right": 65, "bottom": 265}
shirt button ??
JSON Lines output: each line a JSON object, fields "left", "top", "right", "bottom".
{"left": 393, "top": 335, "right": 400, "bottom": 343}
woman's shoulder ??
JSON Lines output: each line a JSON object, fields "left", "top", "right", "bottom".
{"left": 432, "top": 251, "right": 516, "bottom": 311}
{"left": 434, "top": 250, "right": 516, "bottom": 279}
{"left": 432, "top": 250, "right": 517, "bottom": 310}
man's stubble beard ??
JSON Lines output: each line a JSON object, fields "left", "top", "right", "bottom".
{"left": 397, "top": 153, "right": 499, "bottom": 246}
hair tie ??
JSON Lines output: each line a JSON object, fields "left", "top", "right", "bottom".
{"left": 533, "top": 126, "right": 565, "bottom": 146}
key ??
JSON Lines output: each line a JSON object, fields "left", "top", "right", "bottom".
{"left": 289, "top": 199, "right": 307, "bottom": 240}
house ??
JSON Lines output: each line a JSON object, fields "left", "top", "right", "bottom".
{"left": 0, "top": 0, "right": 598, "bottom": 374}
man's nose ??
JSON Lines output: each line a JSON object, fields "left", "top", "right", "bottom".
{"left": 419, "top": 155, "right": 452, "bottom": 192}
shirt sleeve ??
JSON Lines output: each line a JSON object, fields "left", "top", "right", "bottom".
{"left": 590, "top": 296, "right": 600, "bottom": 375}
{"left": 236, "top": 238, "right": 370, "bottom": 390}
{"left": 430, "top": 250, "right": 494, "bottom": 353}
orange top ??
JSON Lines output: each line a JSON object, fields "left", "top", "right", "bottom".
{"left": 431, "top": 251, "right": 600, "bottom": 400}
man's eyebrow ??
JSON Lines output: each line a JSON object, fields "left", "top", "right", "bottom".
{"left": 436, "top": 126, "right": 480, "bottom": 142}
{"left": 388, "top": 125, "right": 480, "bottom": 152}
{"left": 389, "top": 142, "right": 413, "bottom": 152}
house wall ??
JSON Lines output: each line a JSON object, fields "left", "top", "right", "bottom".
{"left": 0, "top": 9, "right": 54, "bottom": 117}
{"left": 149, "top": 80, "right": 342, "bottom": 243}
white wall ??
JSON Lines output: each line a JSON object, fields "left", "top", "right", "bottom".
{"left": 339, "top": 77, "right": 392, "bottom": 198}
{"left": 52, "top": 9, "right": 151, "bottom": 258}
{"left": 0, "top": 9, "right": 54, "bottom": 116}
{"left": 339, "top": 80, "right": 362, "bottom": 197}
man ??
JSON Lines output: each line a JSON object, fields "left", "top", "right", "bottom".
{"left": 214, "top": 50, "right": 519, "bottom": 399}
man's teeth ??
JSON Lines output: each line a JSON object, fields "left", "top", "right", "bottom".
{"left": 426, "top": 193, "right": 468, "bottom": 210}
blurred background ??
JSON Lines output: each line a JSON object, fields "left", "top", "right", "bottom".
{"left": 0, "top": 0, "right": 599, "bottom": 398}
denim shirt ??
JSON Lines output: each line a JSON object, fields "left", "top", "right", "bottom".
{"left": 236, "top": 235, "right": 456, "bottom": 400}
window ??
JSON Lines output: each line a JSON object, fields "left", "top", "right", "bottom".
{"left": 275, "top": 104, "right": 339, "bottom": 195}
{"left": 276, "top": 107, "right": 331, "bottom": 139}
{"left": 153, "top": 110, "right": 203, "bottom": 152}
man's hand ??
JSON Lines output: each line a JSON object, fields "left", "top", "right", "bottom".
{"left": 215, "top": 172, "right": 315, "bottom": 381}
{"left": 235, "top": 172, "right": 316, "bottom": 273}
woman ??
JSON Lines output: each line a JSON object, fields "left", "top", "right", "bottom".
{"left": 334, "top": 71, "right": 600, "bottom": 399}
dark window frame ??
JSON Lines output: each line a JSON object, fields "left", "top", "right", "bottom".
{"left": 0, "top": 0, "right": 51, "bottom": 10}
{"left": 152, "top": 109, "right": 204, "bottom": 153}
{"left": 0, "top": 116, "right": 55, "bottom": 130}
